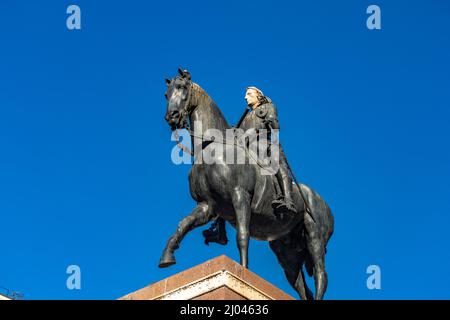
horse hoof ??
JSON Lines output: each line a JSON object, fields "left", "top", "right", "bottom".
{"left": 158, "top": 252, "right": 176, "bottom": 268}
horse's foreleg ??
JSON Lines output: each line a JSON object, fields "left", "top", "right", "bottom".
{"left": 232, "top": 187, "right": 251, "bottom": 268}
{"left": 159, "top": 202, "right": 213, "bottom": 268}
{"left": 304, "top": 212, "right": 327, "bottom": 300}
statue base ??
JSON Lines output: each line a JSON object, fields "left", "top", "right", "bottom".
{"left": 119, "top": 255, "right": 294, "bottom": 300}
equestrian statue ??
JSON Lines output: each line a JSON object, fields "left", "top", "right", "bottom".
{"left": 159, "top": 68, "right": 334, "bottom": 300}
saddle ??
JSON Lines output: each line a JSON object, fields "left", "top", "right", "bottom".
{"left": 250, "top": 168, "right": 281, "bottom": 215}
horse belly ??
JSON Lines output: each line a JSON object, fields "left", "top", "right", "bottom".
{"left": 240, "top": 212, "right": 302, "bottom": 241}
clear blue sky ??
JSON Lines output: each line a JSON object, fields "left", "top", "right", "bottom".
{"left": 1, "top": 0, "right": 449, "bottom": 300}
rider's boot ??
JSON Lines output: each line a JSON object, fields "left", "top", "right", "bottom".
{"left": 272, "top": 162, "right": 297, "bottom": 218}
{"left": 202, "top": 218, "right": 228, "bottom": 245}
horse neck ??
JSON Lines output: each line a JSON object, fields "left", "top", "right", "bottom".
{"left": 188, "top": 83, "right": 230, "bottom": 136}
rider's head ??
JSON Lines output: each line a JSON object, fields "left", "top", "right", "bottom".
{"left": 245, "top": 87, "right": 271, "bottom": 109}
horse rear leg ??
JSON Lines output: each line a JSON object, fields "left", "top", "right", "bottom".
{"left": 159, "top": 202, "right": 213, "bottom": 268}
{"left": 304, "top": 212, "right": 328, "bottom": 300}
{"left": 295, "top": 268, "right": 314, "bottom": 300}
{"left": 269, "top": 240, "right": 313, "bottom": 300}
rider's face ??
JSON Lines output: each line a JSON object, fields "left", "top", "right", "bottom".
{"left": 245, "top": 89, "right": 259, "bottom": 108}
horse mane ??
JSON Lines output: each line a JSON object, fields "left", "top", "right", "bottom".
{"left": 190, "top": 82, "right": 207, "bottom": 104}
{"left": 190, "top": 81, "right": 230, "bottom": 131}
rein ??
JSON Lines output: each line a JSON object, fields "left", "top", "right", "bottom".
{"left": 171, "top": 81, "right": 316, "bottom": 223}
{"left": 172, "top": 83, "right": 278, "bottom": 173}
{"left": 174, "top": 126, "right": 273, "bottom": 171}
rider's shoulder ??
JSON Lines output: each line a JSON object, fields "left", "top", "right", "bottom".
{"left": 260, "top": 103, "right": 278, "bottom": 116}
{"left": 255, "top": 102, "right": 276, "bottom": 119}
{"left": 263, "top": 102, "right": 278, "bottom": 110}
{"left": 260, "top": 102, "right": 275, "bottom": 108}
{"left": 258, "top": 102, "right": 277, "bottom": 111}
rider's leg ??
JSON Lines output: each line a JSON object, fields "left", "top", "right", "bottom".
{"left": 202, "top": 217, "right": 228, "bottom": 245}
{"left": 272, "top": 150, "right": 296, "bottom": 213}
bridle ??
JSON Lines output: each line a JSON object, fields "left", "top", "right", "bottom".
{"left": 170, "top": 78, "right": 200, "bottom": 156}
{"left": 179, "top": 80, "right": 196, "bottom": 132}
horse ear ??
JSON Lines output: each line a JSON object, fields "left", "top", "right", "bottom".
{"left": 177, "top": 67, "right": 191, "bottom": 80}
{"left": 165, "top": 78, "right": 171, "bottom": 86}
{"left": 183, "top": 70, "right": 191, "bottom": 80}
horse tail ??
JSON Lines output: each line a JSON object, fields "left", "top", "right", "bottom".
{"left": 297, "top": 182, "right": 334, "bottom": 278}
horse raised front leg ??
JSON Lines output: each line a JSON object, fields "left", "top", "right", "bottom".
{"left": 304, "top": 212, "right": 328, "bottom": 300}
{"left": 231, "top": 187, "right": 251, "bottom": 268}
{"left": 159, "top": 202, "right": 213, "bottom": 268}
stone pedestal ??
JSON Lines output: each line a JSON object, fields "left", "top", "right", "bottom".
{"left": 120, "top": 255, "right": 295, "bottom": 300}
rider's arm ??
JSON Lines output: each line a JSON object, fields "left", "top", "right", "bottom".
{"left": 264, "top": 103, "right": 280, "bottom": 130}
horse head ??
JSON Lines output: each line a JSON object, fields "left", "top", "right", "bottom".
{"left": 164, "top": 68, "right": 193, "bottom": 131}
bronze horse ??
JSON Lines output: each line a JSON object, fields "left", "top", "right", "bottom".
{"left": 159, "top": 68, "right": 334, "bottom": 299}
